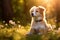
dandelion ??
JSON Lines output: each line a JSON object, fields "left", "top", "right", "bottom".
{"left": 18, "top": 25, "right": 21, "bottom": 28}
{"left": 3, "top": 21, "right": 5, "bottom": 23}
{"left": 57, "top": 27, "right": 60, "bottom": 32}
{"left": 56, "top": 27, "right": 60, "bottom": 34}
{"left": 5, "top": 23, "right": 8, "bottom": 26}
{"left": 9, "top": 20, "right": 16, "bottom": 25}
{"left": 17, "top": 21, "right": 20, "bottom": 23}
{"left": 48, "top": 24, "right": 52, "bottom": 30}
{"left": 52, "top": 25, "right": 56, "bottom": 29}
{"left": 0, "top": 25, "right": 4, "bottom": 28}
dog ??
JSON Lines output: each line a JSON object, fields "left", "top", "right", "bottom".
{"left": 27, "top": 6, "right": 52, "bottom": 35}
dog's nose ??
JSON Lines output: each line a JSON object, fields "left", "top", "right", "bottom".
{"left": 31, "top": 13, "right": 34, "bottom": 16}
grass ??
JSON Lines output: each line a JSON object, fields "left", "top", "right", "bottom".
{"left": 0, "top": 24, "right": 60, "bottom": 40}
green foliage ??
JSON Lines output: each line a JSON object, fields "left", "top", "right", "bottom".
{"left": 0, "top": 27, "right": 60, "bottom": 40}
{"left": 11, "top": 0, "right": 31, "bottom": 26}
{"left": 25, "top": 35, "right": 42, "bottom": 40}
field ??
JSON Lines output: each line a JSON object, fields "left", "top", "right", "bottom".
{"left": 0, "top": 0, "right": 60, "bottom": 40}
{"left": 0, "top": 24, "right": 60, "bottom": 40}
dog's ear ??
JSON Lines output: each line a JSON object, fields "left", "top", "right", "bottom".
{"left": 38, "top": 6, "right": 46, "bottom": 13}
{"left": 38, "top": 6, "right": 46, "bottom": 19}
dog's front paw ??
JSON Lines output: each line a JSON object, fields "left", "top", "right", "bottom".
{"left": 26, "top": 32, "right": 32, "bottom": 36}
{"left": 37, "top": 33, "right": 42, "bottom": 35}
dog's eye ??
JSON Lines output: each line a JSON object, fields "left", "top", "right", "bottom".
{"left": 31, "top": 11, "right": 33, "bottom": 12}
{"left": 36, "top": 11, "right": 38, "bottom": 12}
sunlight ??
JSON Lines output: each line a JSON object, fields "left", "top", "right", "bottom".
{"left": 46, "top": 0, "right": 55, "bottom": 14}
{"left": 0, "top": 0, "right": 60, "bottom": 40}
{"left": 35, "top": 0, "right": 55, "bottom": 14}
{"left": 34, "top": 0, "right": 56, "bottom": 26}
{"left": 43, "top": 0, "right": 50, "bottom": 3}
{"left": 19, "top": 0, "right": 24, "bottom": 4}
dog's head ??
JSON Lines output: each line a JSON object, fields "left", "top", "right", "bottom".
{"left": 30, "top": 6, "right": 46, "bottom": 20}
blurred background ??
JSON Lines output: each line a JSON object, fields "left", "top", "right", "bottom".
{"left": 0, "top": 0, "right": 60, "bottom": 40}
{"left": 0, "top": 0, "right": 60, "bottom": 27}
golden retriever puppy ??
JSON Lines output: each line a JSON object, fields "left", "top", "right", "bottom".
{"left": 27, "top": 6, "right": 52, "bottom": 35}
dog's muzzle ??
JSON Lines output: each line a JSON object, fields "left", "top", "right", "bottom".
{"left": 31, "top": 13, "right": 36, "bottom": 17}
{"left": 31, "top": 13, "right": 34, "bottom": 17}
{"left": 31, "top": 13, "right": 34, "bottom": 16}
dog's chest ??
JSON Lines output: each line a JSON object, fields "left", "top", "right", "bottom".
{"left": 31, "top": 22, "right": 46, "bottom": 29}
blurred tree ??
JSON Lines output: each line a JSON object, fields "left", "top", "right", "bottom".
{"left": 1, "top": 0, "right": 14, "bottom": 24}
{"left": 0, "top": 0, "right": 2, "bottom": 20}
{"left": 11, "top": 0, "right": 34, "bottom": 26}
